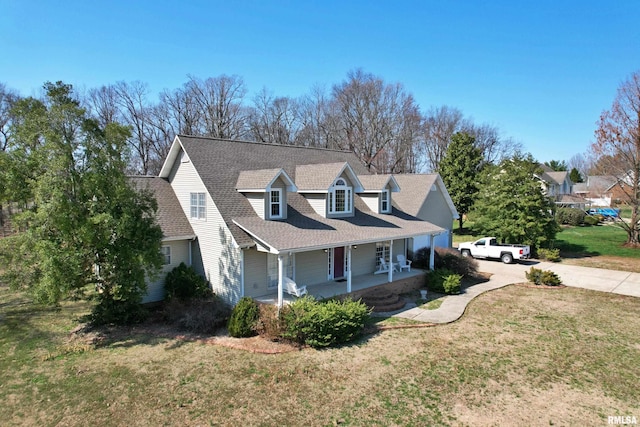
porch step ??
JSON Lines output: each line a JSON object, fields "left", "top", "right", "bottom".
{"left": 360, "top": 289, "right": 406, "bottom": 313}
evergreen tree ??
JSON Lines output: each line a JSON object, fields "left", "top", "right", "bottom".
{"left": 438, "top": 132, "right": 482, "bottom": 231}
{"left": 569, "top": 167, "right": 583, "bottom": 183}
{"left": 0, "top": 82, "right": 163, "bottom": 324}
{"left": 471, "top": 153, "right": 560, "bottom": 252}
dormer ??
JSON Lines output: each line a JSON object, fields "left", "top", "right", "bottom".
{"left": 295, "top": 162, "right": 364, "bottom": 218}
{"left": 236, "top": 168, "right": 297, "bottom": 220}
{"left": 358, "top": 175, "right": 400, "bottom": 214}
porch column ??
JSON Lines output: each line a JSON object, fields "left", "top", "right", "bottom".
{"left": 277, "top": 254, "right": 284, "bottom": 308}
{"left": 429, "top": 234, "right": 435, "bottom": 270}
{"left": 347, "top": 245, "right": 352, "bottom": 293}
{"left": 388, "top": 239, "right": 393, "bottom": 283}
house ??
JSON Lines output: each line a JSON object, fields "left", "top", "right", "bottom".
{"left": 130, "top": 176, "right": 195, "bottom": 303}
{"left": 574, "top": 174, "right": 635, "bottom": 207}
{"left": 142, "top": 135, "right": 458, "bottom": 307}
{"left": 537, "top": 165, "right": 588, "bottom": 208}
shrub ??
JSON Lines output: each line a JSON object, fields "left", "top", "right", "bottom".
{"left": 426, "top": 268, "right": 462, "bottom": 295}
{"left": 412, "top": 246, "right": 478, "bottom": 277}
{"left": 255, "top": 303, "right": 284, "bottom": 340}
{"left": 583, "top": 216, "right": 599, "bottom": 226}
{"left": 280, "top": 296, "right": 371, "bottom": 348}
{"left": 164, "top": 263, "right": 211, "bottom": 301}
{"left": 227, "top": 297, "right": 260, "bottom": 338}
{"left": 525, "top": 267, "right": 562, "bottom": 286}
{"left": 442, "top": 273, "right": 462, "bottom": 294}
{"left": 163, "top": 295, "right": 231, "bottom": 333}
{"left": 537, "top": 247, "right": 561, "bottom": 262}
{"left": 556, "top": 208, "right": 586, "bottom": 226}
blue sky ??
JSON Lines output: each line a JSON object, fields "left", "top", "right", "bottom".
{"left": 1, "top": 0, "right": 639, "bottom": 164}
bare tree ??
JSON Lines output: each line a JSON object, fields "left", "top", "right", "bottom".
{"left": 248, "top": 88, "right": 300, "bottom": 144}
{"left": 331, "top": 69, "right": 422, "bottom": 173}
{"left": 86, "top": 85, "right": 120, "bottom": 128}
{"left": 467, "top": 122, "right": 522, "bottom": 165}
{"left": 113, "top": 81, "right": 160, "bottom": 174}
{"left": 187, "top": 75, "right": 248, "bottom": 139}
{"left": 421, "top": 105, "right": 467, "bottom": 172}
{"left": 593, "top": 70, "right": 640, "bottom": 246}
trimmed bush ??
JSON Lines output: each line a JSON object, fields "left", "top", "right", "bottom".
{"left": 525, "top": 267, "right": 562, "bottom": 286}
{"left": 281, "top": 296, "right": 371, "bottom": 348}
{"left": 227, "top": 297, "right": 260, "bottom": 338}
{"left": 583, "top": 216, "right": 599, "bottom": 226}
{"left": 164, "top": 263, "right": 211, "bottom": 301}
{"left": 412, "top": 246, "right": 478, "bottom": 277}
{"left": 556, "top": 208, "right": 586, "bottom": 226}
{"left": 163, "top": 295, "right": 231, "bottom": 333}
{"left": 537, "top": 248, "right": 561, "bottom": 262}
{"left": 426, "top": 268, "right": 462, "bottom": 295}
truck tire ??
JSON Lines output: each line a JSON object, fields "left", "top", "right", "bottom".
{"left": 500, "top": 253, "right": 513, "bottom": 264}
{"left": 461, "top": 249, "right": 471, "bottom": 258}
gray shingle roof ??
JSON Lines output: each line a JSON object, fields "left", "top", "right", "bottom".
{"left": 295, "top": 162, "right": 350, "bottom": 191}
{"left": 129, "top": 176, "right": 195, "bottom": 240}
{"left": 175, "top": 136, "right": 371, "bottom": 247}
{"left": 391, "top": 174, "right": 439, "bottom": 217}
{"left": 358, "top": 174, "right": 395, "bottom": 191}
{"left": 236, "top": 168, "right": 284, "bottom": 191}
{"left": 167, "top": 136, "right": 449, "bottom": 251}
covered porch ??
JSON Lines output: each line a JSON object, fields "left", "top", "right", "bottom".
{"left": 256, "top": 267, "right": 425, "bottom": 305}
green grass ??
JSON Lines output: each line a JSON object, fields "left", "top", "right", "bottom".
{"left": 2, "top": 285, "right": 639, "bottom": 426}
{"left": 554, "top": 224, "right": 640, "bottom": 258}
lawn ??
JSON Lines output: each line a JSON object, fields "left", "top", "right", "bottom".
{"left": 2, "top": 284, "right": 639, "bottom": 426}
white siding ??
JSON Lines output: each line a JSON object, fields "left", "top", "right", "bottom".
{"left": 169, "top": 149, "right": 243, "bottom": 305}
{"left": 350, "top": 243, "right": 376, "bottom": 276}
{"left": 360, "top": 194, "right": 379, "bottom": 213}
{"left": 245, "top": 193, "right": 266, "bottom": 219}
{"left": 143, "top": 239, "right": 190, "bottom": 303}
{"left": 303, "top": 193, "right": 327, "bottom": 216}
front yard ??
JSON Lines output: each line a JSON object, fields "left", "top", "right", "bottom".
{"left": 1, "top": 282, "right": 638, "bottom": 426}
{"left": 453, "top": 219, "right": 640, "bottom": 273}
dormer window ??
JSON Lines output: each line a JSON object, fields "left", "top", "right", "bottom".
{"left": 270, "top": 189, "right": 283, "bottom": 219}
{"left": 381, "top": 189, "right": 390, "bottom": 213}
{"left": 329, "top": 178, "right": 353, "bottom": 214}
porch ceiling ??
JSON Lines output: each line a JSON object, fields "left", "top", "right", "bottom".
{"left": 233, "top": 209, "right": 444, "bottom": 253}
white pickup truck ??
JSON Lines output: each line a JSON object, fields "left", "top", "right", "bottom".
{"left": 458, "top": 237, "right": 531, "bottom": 264}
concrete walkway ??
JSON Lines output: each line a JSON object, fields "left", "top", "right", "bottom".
{"left": 391, "top": 259, "right": 640, "bottom": 324}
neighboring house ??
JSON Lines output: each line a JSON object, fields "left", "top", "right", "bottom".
{"left": 130, "top": 176, "right": 196, "bottom": 303}
{"left": 537, "top": 165, "right": 573, "bottom": 198}
{"left": 537, "top": 165, "right": 588, "bottom": 208}
{"left": 141, "top": 135, "right": 457, "bottom": 307}
{"left": 574, "top": 173, "right": 636, "bottom": 207}
{"left": 573, "top": 176, "right": 617, "bottom": 207}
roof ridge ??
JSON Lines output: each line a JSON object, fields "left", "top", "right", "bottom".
{"left": 177, "top": 134, "right": 353, "bottom": 154}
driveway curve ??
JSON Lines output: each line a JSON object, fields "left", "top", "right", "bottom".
{"left": 393, "top": 259, "right": 640, "bottom": 324}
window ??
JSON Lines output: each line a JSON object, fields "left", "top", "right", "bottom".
{"left": 381, "top": 189, "right": 390, "bottom": 213}
{"left": 375, "top": 242, "right": 390, "bottom": 268}
{"left": 161, "top": 246, "right": 171, "bottom": 265}
{"left": 190, "top": 192, "right": 206, "bottom": 219}
{"left": 270, "top": 189, "right": 283, "bottom": 219}
{"left": 267, "top": 254, "right": 293, "bottom": 289}
{"left": 328, "top": 178, "right": 352, "bottom": 214}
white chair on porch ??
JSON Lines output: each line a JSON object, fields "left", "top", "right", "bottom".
{"left": 374, "top": 257, "right": 390, "bottom": 274}
{"left": 282, "top": 277, "right": 308, "bottom": 297}
{"left": 397, "top": 255, "right": 412, "bottom": 272}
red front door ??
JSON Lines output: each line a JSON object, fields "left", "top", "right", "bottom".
{"left": 334, "top": 247, "right": 345, "bottom": 279}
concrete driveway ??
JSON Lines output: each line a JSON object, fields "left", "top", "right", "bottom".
{"left": 477, "top": 259, "right": 640, "bottom": 298}
{"left": 393, "top": 259, "right": 640, "bottom": 324}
